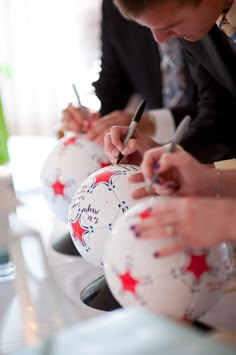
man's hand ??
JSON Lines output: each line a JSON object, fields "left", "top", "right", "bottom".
{"left": 104, "top": 125, "right": 159, "bottom": 165}
{"left": 86, "top": 110, "right": 155, "bottom": 145}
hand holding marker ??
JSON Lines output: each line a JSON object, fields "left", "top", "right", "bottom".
{"left": 146, "top": 115, "right": 191, "bottom": 190}
{"left": 116, "top": 100, "right": 146, "bottom": 164}
{"left": 57, "top": 84, "right": 85, "bottom": 139}
{"left": 73, "top": 83, "right": 92, "bottom": 132}
{"left": 72, "top": 83, "right": 85, "bottom": 112}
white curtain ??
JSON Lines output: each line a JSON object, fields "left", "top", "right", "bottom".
{"left": 0, "top": 0, "right": 102, "bottom": 136}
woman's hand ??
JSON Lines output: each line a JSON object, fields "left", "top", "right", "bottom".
{"left": 132, "top": 197, "right": 235, "bottom": 256}
{"left": 61, "top": 103, "right": 99, "bottom": 134}
{"left": 141, "top": 146, "right": 218, "bottom": 197}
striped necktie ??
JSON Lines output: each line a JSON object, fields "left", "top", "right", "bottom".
{"left": 217, "top": 9, "right": 236, "bottom": 48}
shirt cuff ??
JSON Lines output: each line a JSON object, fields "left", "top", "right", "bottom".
{"left": 149, "top": 109, "right": 176, "bottom": 144}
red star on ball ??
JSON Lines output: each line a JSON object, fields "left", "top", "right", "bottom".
{"left": 183, "top": 252, "right": 211, "bottom": 281}
{"left": 182, "top": 313, "right": 193, "bottom": 324}
{"left": 51, "top": 180, "right": 66, "bottom": 196}
{"left": 72, "top": 219, "right": 88, "bottom": 245}
{"left": 138, "top": 208, "right": 152, "bottom": 219}
{"left": 118, "top": 269, "right": 141, "bottom": 294}
{"left": 63, "top": 136, "right": 77, "bottom": 147}
{"left": 92, "top": 170, "right": 120, "bottom": 188}
{"left": 99, "top": 161, "right": 111, "bottom": 168}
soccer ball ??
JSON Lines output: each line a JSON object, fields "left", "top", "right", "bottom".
{"left": 103, "top": 196, "right": 233, "bottom": 321}
{"left": 40, "top": 133, "right": 110, "bottom": 221}
{"left": 68, "top": 164, "right": 146, "bottom": 268}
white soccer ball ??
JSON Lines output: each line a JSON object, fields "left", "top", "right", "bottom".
{"left": 103, "top": 196, "right": 233, "bottom": 322}
{"left": 68, "top": 164, "right": 146, "bottom": 268}
{"left": 40, "top": 133, "right": 110, "bottom": 221}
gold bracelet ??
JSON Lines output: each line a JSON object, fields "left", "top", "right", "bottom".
{"left": 216, "top": 169, "right": 222, "bottom": 198}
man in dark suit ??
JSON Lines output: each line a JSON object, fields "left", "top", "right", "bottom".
{"left": 93, "top": 0, "right": 197, "bottom": 118}
{"left": 111, "top": 0, "right": 236, "bottom": 163}
{"left": 61, "top": 0, "right": 197, "bottom": 145}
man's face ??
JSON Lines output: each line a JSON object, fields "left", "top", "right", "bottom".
{"left": 135, "top": 0, "right": 225, "bottom": 42}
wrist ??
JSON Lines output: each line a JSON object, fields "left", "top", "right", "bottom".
{"left": 216, "top": 169, "right": 222, "bottom": 198}
{"left": 208, "top": 168, "right": 223, "bottom": 198}
{"left": 223, "top": 199, "right": 236, "bottom": 243}
{"left": 147, "top": 113, "right": 157, "bottom": 136}
{"left": 203, "top": 167, "right": 221, "bottom": 197}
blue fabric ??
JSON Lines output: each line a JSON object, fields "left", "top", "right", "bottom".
{"left": 218, "top": 12, "right": 236, "bottom": 48}
{"left": 159, "top": 39, "right": 189, "bottom": 108}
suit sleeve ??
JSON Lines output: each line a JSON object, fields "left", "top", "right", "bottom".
{"left": 92, "top": 0, "right": 134, "bottom": 116}
{"left": 179, "top": 50, "right": 236, "bottom": 164}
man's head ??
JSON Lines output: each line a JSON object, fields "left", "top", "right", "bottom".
{"left": 114, "top": 0, "right": 228, "bottom": 42}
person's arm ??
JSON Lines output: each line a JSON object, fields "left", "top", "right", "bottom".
{"left": 92, "top": 0, "right": 134, "bottom": 116}
{"left": 177, "top": 37, "right": 236, "bottom": 164}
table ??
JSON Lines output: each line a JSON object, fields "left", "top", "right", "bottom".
{"left": 12, "top": 308, "right": 236, "bottom": 355}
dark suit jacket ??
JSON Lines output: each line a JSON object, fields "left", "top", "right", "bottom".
{"left": 93, "top": 0, "right": 198, "bottom": 127}
{"left": 179, "top": 25, "right": 236, "bottom": 163}
{"left": 94, "top": 1, "right": 236, "bottom": 163}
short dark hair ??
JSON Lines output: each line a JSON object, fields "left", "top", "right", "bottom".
{"left": 114, "top": 0, "right": 201, "bottom": 19}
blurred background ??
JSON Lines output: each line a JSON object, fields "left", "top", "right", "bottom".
{"left": 0, "top": 0, "right": 102, "bottom": 136}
